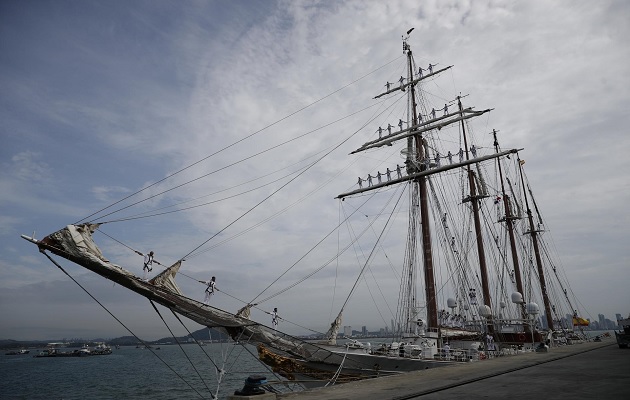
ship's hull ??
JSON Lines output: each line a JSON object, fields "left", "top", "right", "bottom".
{"left": 257, "top": 343, "right": 454, "bottom": 388}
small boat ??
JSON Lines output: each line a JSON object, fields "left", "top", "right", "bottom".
{"left": 91, "top": 343, "right": 113, "bottom": 355}
{"left": 35, "top": 349, "right": 62, "bottom": 357}
{"left": 34, "top": 345, "right": 112, "bottom": 357}
{"left": 77, "top": 348, "right": 91, "bottom": 356}
{"left": 5, "top": 349, "right": 29, "bottom": 355}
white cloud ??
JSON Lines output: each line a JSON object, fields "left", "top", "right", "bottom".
{"left": 91, "top": 185, "right": 132, "bottom": 202}
{"left": 0, "top": 0, "right": 628, "bottom": 340}
{"left": 7, "top": 151, "right": 51, "bottom": 182}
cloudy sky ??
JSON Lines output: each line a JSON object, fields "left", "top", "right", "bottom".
{"left": 1, "top": 0, "right": 628, "bottom": 341}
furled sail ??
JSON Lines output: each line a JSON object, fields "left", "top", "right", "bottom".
{"left": 324, "top": 312, "right": 343, "bottom": 345}
{"left": 236, "top": 303, "right": 255, "bottom": 319}
{"left": 150, "top": 260, "right": 183, "bottom": 295}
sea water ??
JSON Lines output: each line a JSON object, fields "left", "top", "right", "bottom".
{"left": 1, "top": 332, "right": 611, "bottom": 399}
{"left": 0, "top": 343, "right": 285, "bottom": 400}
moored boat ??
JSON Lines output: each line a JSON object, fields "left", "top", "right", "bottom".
{"left": 34, "top": 345, "right": 112, "bottom": 357}
{"left": 5, "top": 349, "right": 30, "bottom": 355}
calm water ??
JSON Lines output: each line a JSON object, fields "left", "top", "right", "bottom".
{"left": 0, "top": 343, "right": 288, "bottom": 400}
{"left": 1, "top": 332, "right": 612, "bottom": 399}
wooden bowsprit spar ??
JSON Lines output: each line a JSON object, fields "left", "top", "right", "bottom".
{"left": 20, "top": 224, "right": 401, "bottom": 383}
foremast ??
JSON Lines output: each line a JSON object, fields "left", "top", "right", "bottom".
{"left": 457, "top": 96, "right": 495, "bottom": 335}
{"left": 405, "top": 41, "right": 438, "bottom": 331}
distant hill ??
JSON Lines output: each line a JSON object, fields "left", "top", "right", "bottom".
{"left": 1, "top": 338, "right": 48, "bottom": 350}
{"left": 0, "top": 339, "right": 21, "bottom": 347}
{"left": 154, "top": 327, "right": 228, "bottom": 344}
{"left": 1, "top": 327, "right": 229, "bottom": 349}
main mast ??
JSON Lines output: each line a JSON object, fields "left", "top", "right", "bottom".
{"left": 493, "top": 130, "right": 528, "bottom": 325}
{"left": 405, "top": 41, "right": 438, "bottom": 330}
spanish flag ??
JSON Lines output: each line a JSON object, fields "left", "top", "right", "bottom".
{"left": 572, "top": 316, "right": 590, "bottom": 326}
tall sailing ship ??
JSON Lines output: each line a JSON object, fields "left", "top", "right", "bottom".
{"left": 22, "top": 32, "right": 588, "bottom": 395}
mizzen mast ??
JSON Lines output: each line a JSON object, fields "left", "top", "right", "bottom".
{"left": 518, "top": 158, "right": 555, "bottom": 330}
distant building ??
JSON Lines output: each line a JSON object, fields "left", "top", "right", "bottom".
{"left": 537, "top": 315, "right": 547, "bottom": 330}
{"left": 343, "top": 326, "right": 352, "bottom": 337}
{"left": 361, "top": 326, "right": 367, "bottom": 336}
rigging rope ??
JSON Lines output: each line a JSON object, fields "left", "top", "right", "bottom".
{"left": 169, "top": 270, "right": 327, "bottom": 336}
{"left": 99, "top": 149, "right": 329, "bottom": 224}
{"left": 324, "top": 347, "right": 350, "bottom": 387}
{"left": 90, "top": 111, "right": 363, "bottom": 224}
{"left": 95, "top": 228, "right": 329, "bottom": 337}
{"left": 169, "top": 310, "right": 222, "bottom": 372}
{"left": 250, "top": 190, "right": 382, "bottom": 305}
{"left": 254, "top": 195, "right": 404, "bottom": 308}
{"left": 76, "top": 55, "right": 403, "bottom": 225}
{"left": 148, "top": 300, "right": 214, "bottom": 397}
{"left": 179, "top": 101, "right": 391, "bottom": 261}
{"left": 338, "top": 184, "right": 406, "bottom": 313}
{"left": 228, "top": 337, "right": 293, "bottom": 393}
{"left": 97, "top": 228, "right": 164, "bottom": 266}
{"left": 39, "top": 250, "right": 206, "bottom": 399}
{"left": 183, "top": 93, "right": 404, "bottom": 262}
{"left": 341, "top": 188, "right": 403, "bottom": 329}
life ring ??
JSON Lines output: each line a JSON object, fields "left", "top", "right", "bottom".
{"left": 518, "top": 334, "right": 526, "bottom": 341}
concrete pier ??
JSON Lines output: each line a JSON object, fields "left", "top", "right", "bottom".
{"left": 278, "top": 340, "right": 628, "bottom": 399}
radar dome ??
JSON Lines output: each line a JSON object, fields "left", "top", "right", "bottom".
{"left": 511, "top": 292, "right": 524, "bottom": 304}
{"left": 526, "top": 302, "right": 540, "bottom": 315}
{"left": 478, "top": 305, "right": 492, "bottom": 317}
{"left": 447, "top": 298, "right": 457, "bottom": 308}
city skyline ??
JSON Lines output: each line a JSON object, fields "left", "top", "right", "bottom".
{"left": 2, "top": 309, "right": 625, "bottom": 342}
